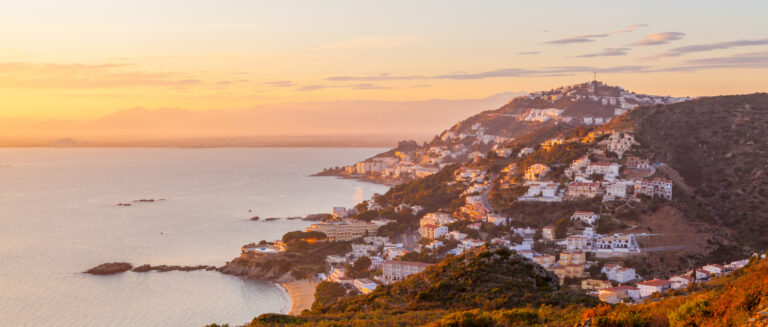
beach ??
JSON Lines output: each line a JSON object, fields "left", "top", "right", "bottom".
{"left": 282, "top": 279, "right": 317, "bottom": 315}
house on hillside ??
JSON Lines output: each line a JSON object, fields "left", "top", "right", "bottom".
{"left": 602, "top": 264, "right": 640, "bottom": 283}
{"left": 381, "top": 260, "right": 432, "bottom": 284}
{"left": 669, "top": 275, "right": 693, "bottom": 289}
{"left": 606, "top": 132, "right": 637, "bottom": 159}
{"left": 702, "top": 264, "right": 725, "bottom": 277}
{"left": 524, "top": 164, "right": 550, "bottom": 181}
{"left": 419, "top": 224, "right": 448, "bottom": 240}
{"left": 582, "top": 279, "right": 613, "bottom": 291}
{"left": 571, "top": 211, "right": 599, "bottom": 225}
{"left": 595, "top": 234, "right": 640, "bottom": 255}
{"left": 599, "top": 286, "right": 640, "bottom": 304}
{"left": 625, "top": 156, "right": 649, "bottom": 169}
{"left": 542, "top": 226, "right": 556, "bottom": 240}
{"left": 566, "top": 235, "right": 591, "bottom": 251}
{"left": 567, "top": 182, "right": 601, "bottom": 198}
{"left": 636, "top": 279, "right": 673, "bottom": 298}
{"left": 634, "top": 178, "right": 673, "bottom": 200}
{"left": 586, "top": 162, "right": 621, "bottom": 179}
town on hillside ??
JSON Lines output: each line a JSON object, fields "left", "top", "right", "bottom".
{"left": 315, "top": 81, "right": 689, "bottom": 185}
{"left": 238, "top": 118, "right": 741, "bottom": 305}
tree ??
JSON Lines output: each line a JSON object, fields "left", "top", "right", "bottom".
{"left": 555, "top": 218, "right": 569, "bottom": 239}
{"left": 312, "top": 281, "right": 348, "bottom": 309}
{"left": 349, "top": 256, "right": 372, "bottom": 278}
{"left": 533, "top": 229, "right": 543, "bottom": 241}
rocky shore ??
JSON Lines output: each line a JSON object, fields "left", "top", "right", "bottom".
{"left": 84, "top": 262, "right": 133, "bottom": 275}
{"left": 85, "top": 262, "right": 218, "bottom": 275}
{"left": 132, "top": 264, "right": 217, "bottom": 272}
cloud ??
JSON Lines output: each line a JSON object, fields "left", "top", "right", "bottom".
{"left": 545, "top": 24, "right": 647, "bottom": 45}
{"left": 295, "top": 85, "right": 326, "bottom": 91}
{"left": 264, "top": 80, "right": 295, "bottom": 87}
{"left": 0, "top": 62, "right": 199, "bottom": 89}
{"left": 575, "top": 48, "right": 630, "bottom": 58}
{"left": 433, "top": 65, "right": 650, "bottom": 80}
{"left": 632, "top": 32, "right": 685, "bottom": 46}
{"left": 649, "top": 38, "right": 768, "bottom": 58}
{"left": 326, "top": 73, "right": 424, "bottom": 81}
{"left": 349, "top": 83, "right": 391, "bottom": 90}
{"left": 319, "top": 36, "right": 417, "bottom": 49}
{"left": 518, "top": 51, "right": 541, "bottom": 55}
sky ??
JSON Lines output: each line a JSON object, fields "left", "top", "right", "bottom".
{"left": 0, "top": 0, "right": 767, "bottom": 137}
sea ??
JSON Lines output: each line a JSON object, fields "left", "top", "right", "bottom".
{"left": 0, "top": 148, "right": 389, "bottom": 327}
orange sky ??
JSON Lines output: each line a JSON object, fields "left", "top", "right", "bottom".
{"left": 1, "top": 1, "right": 767, "bottom": 138}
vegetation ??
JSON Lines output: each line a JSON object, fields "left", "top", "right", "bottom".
{"left": 605, "top": 93, "right": 768, "bottom": 250}
{"left": 313, "top": 245, "right": 597, "bottom": 314}
{"left": 374, "top": 164, "right": 466, "bottom": 223}
{"left": 584, "top": 256, "right": 768, "bottom": 326}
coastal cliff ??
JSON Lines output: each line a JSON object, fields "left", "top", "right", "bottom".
{"left": 218, "top": 255, "right": 299, "bottom": 283}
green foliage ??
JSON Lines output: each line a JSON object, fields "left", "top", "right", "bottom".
{"left": 377, "top": 164, "right": 465, "bottom": 217}
{"left": 554, "top": 218, "right": 569, "bottom": 239}
{"left": 313, "top": 245, "right": 597, "bottom": 314}
{"left": 347, "top": 256, "right": 372, "bottom": 278}
{"left": 312, "top": 281, "right": 349, "bottom": 309}
{"left": 282, "top": 231, "right": 327, "bottom": 243}
{"left": 606, "top": 94, "right": 768, "bottom": 250}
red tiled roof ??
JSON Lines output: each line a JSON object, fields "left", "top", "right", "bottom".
{"left": 602, "top": 286, "right": 638, "bottom": 292}
{"left": 636, "top": 279, "right": 673, "bottom": 287}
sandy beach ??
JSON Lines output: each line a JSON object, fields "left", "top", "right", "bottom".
{"left": 282, "top": 279, "right": 317, "bottom": 315}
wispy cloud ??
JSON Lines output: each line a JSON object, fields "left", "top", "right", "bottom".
{"left": 0, "top": 62, "right": 200, "bottom": 89}
{"left": 319, "top": 36, "right": 417, "bottom": 49}
{"left": 264, "top": 80, "right": 295, "bottom": 87}
{"left": 349, "top": 83, "right": 391, "bottom": 90}
{"left": 649, "top": 38, "right": 768, "bottom": 59}
{"left": 518, "top": 51, "right": 541, "bottom": 55}
{"left": 545, "top": 24, "right": 647, "bottom": 45}
{"left": 575, "top": 48, "right": 630, "bottom": 58}
{"left": 326, "top": 73, "right": 424, "bottom": 81}
{"left": 433, "top": 65, "right": 650, "bottom": 80}
{"left": 632, "top": 32, "right": 685, "bottom": 46}
{"left": 295, "top": 85, "right": 327, "bottom": 91}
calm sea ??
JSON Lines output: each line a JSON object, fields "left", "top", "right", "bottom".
{"left": 0, "top": 148, "right": 389, "bottom": 327}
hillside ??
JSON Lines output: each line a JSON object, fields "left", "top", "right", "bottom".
{"left": 320, "top": 81, "right": 688, "bottom": 183}
{"left": 240, "top": 245, "right": 598, "bottom": 326}
{"left": 603, "top": 93, "right": 768, "bottom": 250}
{"left": 584, "top": 255, "right": 768, "bottom": 326}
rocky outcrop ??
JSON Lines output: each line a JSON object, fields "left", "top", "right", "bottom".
{"left": 132, "top": 264, "right": 218, "bottom": 273}
{"left": 85, "top": 262, "right": 133, "bottom": 275}
{"left": 303, "top": 213, "right": 332, "bottom": 221}
{"left": 218, "top": 255, "right": 297, "bottom": 282}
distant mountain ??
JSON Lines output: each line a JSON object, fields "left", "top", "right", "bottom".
{"left": 0, "top": 92, "right": 523, "bottom": 147}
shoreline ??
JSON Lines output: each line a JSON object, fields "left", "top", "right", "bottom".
{"left": 281, "top": 279, "right": 317, "bottom": 315}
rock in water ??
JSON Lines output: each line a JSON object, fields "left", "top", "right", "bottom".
{"left": 85, "top": 262, "right": 133, "bottom": 275}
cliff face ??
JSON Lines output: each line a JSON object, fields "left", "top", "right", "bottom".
{"left": 218, "top": 255, "right": 297, "bottom": 283}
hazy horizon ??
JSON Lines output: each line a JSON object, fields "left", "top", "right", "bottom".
{"left": 2, "top": 1, "right": 767, "bottom": 144}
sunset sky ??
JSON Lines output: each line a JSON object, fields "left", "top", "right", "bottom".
{"left": 1, "top": 0, "right": 767, "bottom": 133}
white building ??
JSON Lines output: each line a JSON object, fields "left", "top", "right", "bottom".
{"left": 571, "top": 211, "right": 599, "bottom": 225}
{"left": 381, "top": 260, "right": 432, "bottom": 284}
{"left": 636, "top": 279, "right": 673, "bottom": 298}
{"left": 353, "top": 278, "right": 379, "bottom": 294}
{"left": 602, "top": 264, "right": 640, "bottom": 283}
{"left": 669, "top": 275, "right": 693, "bottom": 289}
{"left": 595, "top": 234, "right": 640, "bottom": 254}
{"left": 586, "top": 162, "right": 621, "bottom": 179}
{"left": 420, "top": 212, "right": 455, "bottom": 226}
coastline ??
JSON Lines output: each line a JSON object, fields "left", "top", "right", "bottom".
{"left": 281, "top": 279, "right": 317, "bottom": 315}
